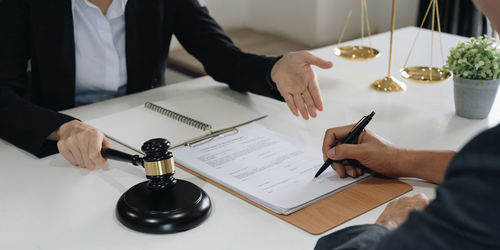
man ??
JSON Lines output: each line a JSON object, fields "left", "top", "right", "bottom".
{"left": 316, "top": 124, "right": 500, "bottom": 249}
{"left": 315, "top": 2, "right": 500, "bottom": 248}
{"left": 0, "top": 0, "right": 333, "bottom": 169}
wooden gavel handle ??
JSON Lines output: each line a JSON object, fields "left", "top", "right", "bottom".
{"left": 101, "top": 147, "right": 144, "bottom": 167}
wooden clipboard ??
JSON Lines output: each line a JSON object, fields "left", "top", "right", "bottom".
{"left": 176, "top": 163, "right": 413, "bottom": 235}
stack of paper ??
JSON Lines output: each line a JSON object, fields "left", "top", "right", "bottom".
{"left": 173, "top": 123, "right": 369, "bottom": 215}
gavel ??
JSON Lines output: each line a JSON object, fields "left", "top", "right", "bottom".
{"left": 101, "top": 138, "right": 211, "bottom": 234}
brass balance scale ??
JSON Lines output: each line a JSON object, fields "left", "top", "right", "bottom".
{"left": 335, "top": 0, "right": 451, "bottom": 92}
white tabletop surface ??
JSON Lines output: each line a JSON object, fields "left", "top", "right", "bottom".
{"left": 1, "top": 27, "right": 499, "bottom": 250}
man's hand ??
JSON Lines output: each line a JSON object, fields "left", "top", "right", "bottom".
{"left": 48, "top": 120, "right": 112, "bottom": 170}
{"left": 375, "top": 193, "right": 430, "bottom": 230}
{"left": 271, "top": 51, "right": 333, "bottom": 120}
{"left": 322, "top": 124, "right": 455, "bottom": 183}
{"left": 322, "top": 124, "right": 404, "bottom": 178}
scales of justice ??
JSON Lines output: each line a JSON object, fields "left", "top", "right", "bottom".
{"left": 335, "top": 0, "right": 451, "bottom": 92}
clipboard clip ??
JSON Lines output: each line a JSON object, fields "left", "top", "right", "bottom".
{"left": 185, "top": 128, "right": 239, "bottom": 147}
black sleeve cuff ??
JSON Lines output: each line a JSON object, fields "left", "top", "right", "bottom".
{"left": 265, "top": 55, "right": 285, "bottom": 102}
{"left": 35, "top": 113, "right": 76, "bottom": 158}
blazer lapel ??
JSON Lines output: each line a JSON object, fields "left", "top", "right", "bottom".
{"left": 125, "top": 0, "right": 162, "bottom": 94}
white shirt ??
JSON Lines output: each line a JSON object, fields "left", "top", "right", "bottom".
{"left": 72, "top": 0, "right": 128, "bottom": 98}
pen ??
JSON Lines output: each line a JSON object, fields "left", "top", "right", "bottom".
{"left": 314, "top": 111, "right": 375, "bottom": 178}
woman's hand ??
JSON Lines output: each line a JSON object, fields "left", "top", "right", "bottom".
{"left": 271, "top": 50, "right": 333, "bottom": 120}
{"left": 48, "top": 120, "right": 112, "bottom": 170}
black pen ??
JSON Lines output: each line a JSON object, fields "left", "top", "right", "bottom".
{"left": 314, "top": 111, "right": 375, "bottom": 178}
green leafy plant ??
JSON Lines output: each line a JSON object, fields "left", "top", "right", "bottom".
{"left": 444, "top": 35, "right": 500, "bottom": 81}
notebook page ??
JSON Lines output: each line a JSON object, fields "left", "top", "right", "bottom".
{"left": 87, "top": 106, "right": 207, "bottom": 152}
{"left": 172, "top": 123, "right": 369, "bottom": 215}
{"left": 153, "top": 94, "right": 265, "bottom": 132}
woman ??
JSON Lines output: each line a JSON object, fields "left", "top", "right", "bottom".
{"left": 0, "top": 0, "right": 333, "bottom": 169}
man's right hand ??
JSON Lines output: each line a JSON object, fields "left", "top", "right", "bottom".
{"left": 322, "top": 125, "right": 455, "bottom": 183}
{"left": 48, "top": 120, "right": 112, "bottom": 170}
{"left": 322, "top": 124, "right": 406, "bottom": 178}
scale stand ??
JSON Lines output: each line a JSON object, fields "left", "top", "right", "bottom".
{"left": 371, "top": 0, "right": 406, "bottom": 92}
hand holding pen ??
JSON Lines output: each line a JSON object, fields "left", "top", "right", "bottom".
{"left": 318, "top": 113, "right": 408, "bottom": 179}
{"left": 315, "top": 112, "right": 374, "bottom": 178}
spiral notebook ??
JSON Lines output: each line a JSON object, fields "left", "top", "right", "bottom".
{"left": 87, "top": 94, "right": 266, "bottom": 152}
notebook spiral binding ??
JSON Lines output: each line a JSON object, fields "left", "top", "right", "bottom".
{"left": 144, "top": 102, "right": 212, "bottom": 131}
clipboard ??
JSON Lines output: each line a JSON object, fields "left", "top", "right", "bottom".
{"left": 176, "top": 162, "right": 413, "bottom": 235}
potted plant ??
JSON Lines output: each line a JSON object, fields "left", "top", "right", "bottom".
{"left": 444, "top": 35, "right": 500, "bottom": 119}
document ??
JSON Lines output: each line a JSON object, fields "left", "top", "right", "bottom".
{"left": 173, "top": 122, "right": 369, "bottom": 215}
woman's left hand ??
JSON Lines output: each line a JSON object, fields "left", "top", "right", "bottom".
{"left": 271, "top": 51, "right": 333, "bottom": 120}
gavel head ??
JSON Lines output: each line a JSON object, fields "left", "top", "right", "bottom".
{"left": 141, "top": 138, "right": 176, "bottom": 189}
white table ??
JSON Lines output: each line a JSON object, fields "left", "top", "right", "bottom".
{"left": 1, "top": 27, "right": 499, "bottom": 250}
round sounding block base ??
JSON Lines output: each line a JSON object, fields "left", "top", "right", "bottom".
{"left": 116, "top": 179, "right": 211, "bottom": 234}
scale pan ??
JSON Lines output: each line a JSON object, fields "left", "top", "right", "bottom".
{"left": 334, "top": 46, "right": 379, "bottom": 61}
{"left": 400, "top": 67, "right": 451, "bottom": 84}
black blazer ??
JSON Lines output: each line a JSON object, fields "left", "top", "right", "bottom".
{"left": 0, "top": 0, "right": 282, "bottom": 157}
